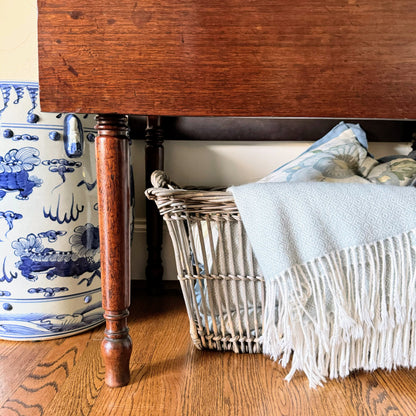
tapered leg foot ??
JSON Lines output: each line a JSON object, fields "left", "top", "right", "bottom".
{"left": 101, "top": 311, "right": 132, "bottom": 387}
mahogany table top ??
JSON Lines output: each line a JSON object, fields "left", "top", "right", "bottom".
{"left": 38, "top": 0, "right": 416, "bottom": 119}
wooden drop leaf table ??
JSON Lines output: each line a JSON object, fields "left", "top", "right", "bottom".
{"left": 37, "top": 0, "right": 416, "bottom": 387}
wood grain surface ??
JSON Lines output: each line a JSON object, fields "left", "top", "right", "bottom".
{"left": 95, "top": 114, "right": 132, "bottom": 387}
{"left": 3, "top": 290, "right": 416, "bottom": 415}
{"left": 38, "top": 0, "right": 416, "bottom": 118}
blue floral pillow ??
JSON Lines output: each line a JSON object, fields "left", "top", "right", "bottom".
{"left": 259, "top": 122, "right": 378, "bottom": 183}
{"left": 367, "top": 158, "right": 416, "bottom": 186}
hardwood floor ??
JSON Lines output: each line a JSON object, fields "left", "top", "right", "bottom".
{"left": 2, "top": 289, "right": 416, "bottom": 416}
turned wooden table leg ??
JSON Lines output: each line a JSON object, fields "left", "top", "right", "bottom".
{"left": 145, "top": 116, "right": 164, "bottom": 293}
{"left": 95, "top": 114, "right": 132, "bottom": 387}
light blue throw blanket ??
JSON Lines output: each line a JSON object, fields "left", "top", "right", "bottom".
{"left": 230, "top": 182, "right": 416, "bottom": 387}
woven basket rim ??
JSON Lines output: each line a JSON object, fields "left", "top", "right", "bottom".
{"left": 145, "top": 170, "right": 236, "bottom": 210}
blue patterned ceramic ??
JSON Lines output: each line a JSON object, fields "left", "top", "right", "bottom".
{"left": 0, "top": 81, "right": 104, "bottom": 340}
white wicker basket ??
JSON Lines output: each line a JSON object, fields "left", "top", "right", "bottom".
{"left": 146, "top": 171, "right": 265, "bottom": 353}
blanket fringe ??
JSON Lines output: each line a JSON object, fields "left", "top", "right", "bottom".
{"left": 261, "top": 229, "right": 416, "bottom": 388}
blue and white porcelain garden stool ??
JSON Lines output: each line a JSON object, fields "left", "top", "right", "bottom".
{"left": 0, "top": 81, "right": 104, "bottom": 340}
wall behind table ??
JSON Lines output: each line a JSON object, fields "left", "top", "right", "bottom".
{"left": 0, "top": 0, "right": 38, "bottom": 82}
{"left": 2, "top": 0, "right": 410, "bottom": 280}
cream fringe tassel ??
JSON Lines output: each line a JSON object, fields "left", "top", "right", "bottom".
{"left": 262, "top": 229, "right": 416, "bottom": 388}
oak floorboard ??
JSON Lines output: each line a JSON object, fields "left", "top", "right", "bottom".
{"left": 371, "top": 369, "right": 416, "bottom": 415}
{"left": 0, "top": 340, "right": 53, "bottom": 409}
{"left": 337, "top": 371, "right": 402, "bottom": 415}
{"left": 0, "top": 342, "right": 21, "bottom": 357}
{"left": 262, "top": 364, "right": 356, "bottom": 416}
{"left": 41, "top": 338, "right": 105, "bottom": 416}
{"left": 179, "top": 349, "right": 358, "bottom": 416}
{"left": 3, "top": 292, "right": 416, "bottom": 415}
{"left": 0, "top": 330, "right": 97, "bottom": 416}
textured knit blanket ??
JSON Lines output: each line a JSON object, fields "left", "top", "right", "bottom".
{"left": 230, "top": 182, "right": 416, "bottom": 387}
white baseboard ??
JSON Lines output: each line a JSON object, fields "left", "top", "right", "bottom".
{"left": 131, "top": 218, "right": 178, "bottom": 281}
